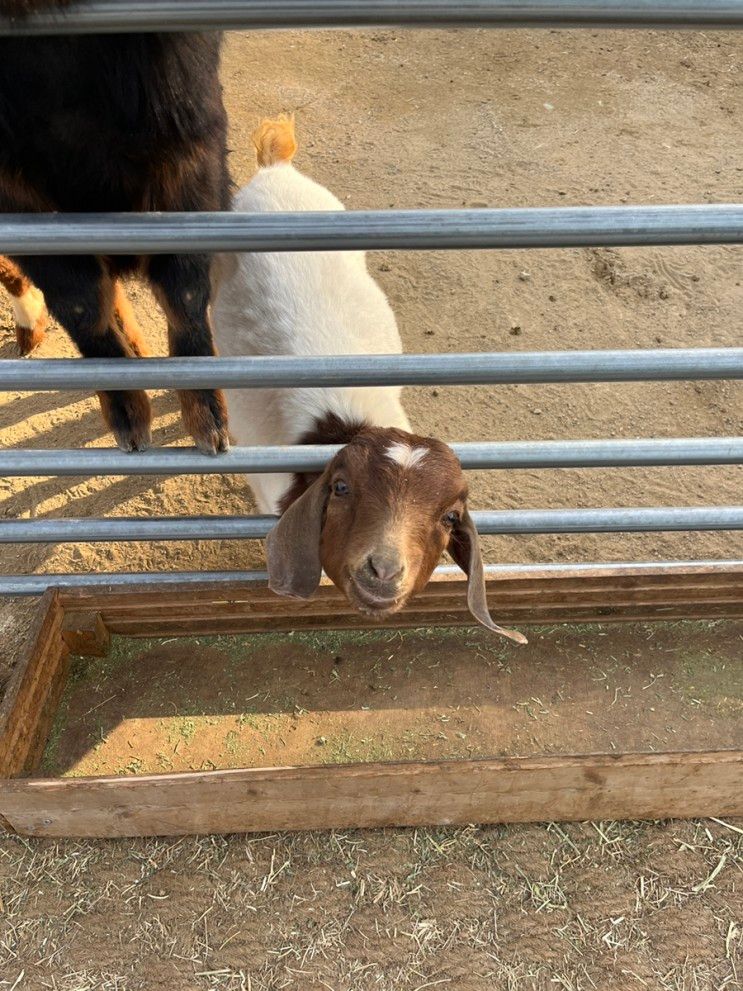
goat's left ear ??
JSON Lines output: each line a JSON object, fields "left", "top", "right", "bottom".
{"left": 448, "top": 506, "right": 528, "bottom": 645}
{"left": 265, "top": 474, "right": 330, "bottom": 600}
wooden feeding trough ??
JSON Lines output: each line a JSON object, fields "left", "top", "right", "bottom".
{"left": 0, "top": 562, "right": 741, "bottom": 838}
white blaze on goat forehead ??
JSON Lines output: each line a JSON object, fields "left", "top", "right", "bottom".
{"left": 385, "top": 441, "right": 429, "bottom": 470}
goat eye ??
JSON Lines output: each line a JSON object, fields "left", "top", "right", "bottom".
{"left": 333, "top": 480, "right": 350, "bottom": 497}
{"left": 442, "top": 510, "right": 460, "bottom": 527}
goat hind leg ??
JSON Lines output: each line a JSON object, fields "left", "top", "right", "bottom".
{"left": 0, "top": 256, "right": 48, "bottom": 354}
{"left": 20, "top": 255, "right": 152, "bottom": 451}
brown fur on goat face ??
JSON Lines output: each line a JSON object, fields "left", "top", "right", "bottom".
{"left": 265, "top": 427, "right": 527, "bottom": 644}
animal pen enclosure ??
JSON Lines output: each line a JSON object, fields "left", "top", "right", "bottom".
{"left": 0, "top": 0, "right": 741, "bottom": 838}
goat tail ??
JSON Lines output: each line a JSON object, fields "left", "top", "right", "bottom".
{"left": 253, "top": 114, "right": 298, "bottom": 167}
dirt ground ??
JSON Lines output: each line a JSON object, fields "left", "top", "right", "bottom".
{"left": 1, "top": 26, "right": 742, "bottom": 991}
{"left": 40, "top": 621, "right": 743, "bottom": 778}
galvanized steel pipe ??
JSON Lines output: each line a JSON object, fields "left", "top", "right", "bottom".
{"left": 1, "top": 349, "right": 741, "bottom": 391}
{"left": 1, "top": 558, "right": 741, "bottom": 596}
{"left": 2, "top": 507, "right": 741, "bottom": 543}
{"left": 2, "top": 438, "right": 742, "bottom": 476}
{"left": 2, "top": 0, "right": 743, "bottom": 34}
{"left": 2, "top": 206, "right": 743, "bottom": 254}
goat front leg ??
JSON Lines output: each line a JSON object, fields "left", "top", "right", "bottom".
{"left": 148, "top": 253, "right": 229, "bottom": 455}
{"left": 16, "top": 255, "right": 152, "bottom": 450}
{"left": 0, "top": 255, "right": 48, "bottom": 354}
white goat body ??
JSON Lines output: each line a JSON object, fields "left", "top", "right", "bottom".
{"left": 212, "top": 118, "right": 410, "bottom": 514}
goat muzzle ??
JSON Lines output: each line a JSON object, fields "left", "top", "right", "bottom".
{"left": 347, "top": 550, "right": 408, "bottom": 614}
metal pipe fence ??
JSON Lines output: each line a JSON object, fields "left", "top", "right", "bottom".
{"left": 2, "top": 508, "right": 742, "bottom": 545}
{"left": 1, "top": 349, "right": 742, "bottom": 391}
{"left": 2, "top": 438, "right": 743, "bottom": 476}
{"left": 2, "top": 0, "right": 743, "bottom": 34}
{"left": 0, "top": 1, "right": 741, "bottom": 595}
{"left": 1, "top": 558, "right": 741, "bottom": 597}
{"left": 3, "top": 205, "right": 743, "bottom": 254}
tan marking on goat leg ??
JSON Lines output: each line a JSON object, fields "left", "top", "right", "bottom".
{"left": 0, "top": 256, "right": 48, "bottom": 354}
{"left": 112, "top": 280, "right": 149, "bottom": 357}
{"left": 92, "top": 276, "right": 151, "bottom": 451}
{"left": 0, "top": 255, "right": 29, "bottom": 298}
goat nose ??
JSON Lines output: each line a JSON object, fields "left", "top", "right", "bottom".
{"left": 367, "top": 552, "right": 404, "bottom": 583}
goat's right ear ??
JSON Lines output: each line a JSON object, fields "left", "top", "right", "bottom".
{"left": 265, "top": 475, "right": 330, "bottom": 599}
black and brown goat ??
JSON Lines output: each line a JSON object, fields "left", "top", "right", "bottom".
{"left": 0, "top": 1, "right": 230, "bottom": 452}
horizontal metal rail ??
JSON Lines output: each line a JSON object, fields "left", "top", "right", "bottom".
{"left": 1, "top": 507, "right": 741, "bottom": 544}
{"left": 1, "top": 558, "right": 741, "bottom": 597}
{"left": 2, "top": 438, "right": 743, "bottom": 476}
{"left": 2, "top": 0, "right": 743, "bottom": 34}
{"left": 2, "top": 349, "right": 742, "bottom": 391}
{"left": 2, "top": 206, "right": 743, "bottom": 255}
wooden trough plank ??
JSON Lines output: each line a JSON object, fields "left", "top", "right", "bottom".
{"left": 0, "top": 591, "right": 69, "bottom": 778}
{"left": 59, "top": 561, "right": 743, "bottom": 609}
{"left": 103, "top": 602, "right": 743, "bottom": 638}
{"left": 0, "top": 811, "right": 16, "bottom": 835}
{"left": 62, "top": 610, "right": 110, "bottom": 657}
{"left": 1, "top": 751, "right": 740, "bottom": 838}
{"left": 87, "top": 576, "right": 743, "bottom": 617}
{"left": 59, "top": 575, "right": 743, "bottom": 635}
{"left": 91, "top": 583, "right": 743, "bottom": 624}
{"left": 105, "top": 611, "right": 470, "bottom": 637}
{"left": 56, "top": 564, "right": 743, "bottom": 613}
{"left": 49, "top": 568, "right": 742, "bottom": 638}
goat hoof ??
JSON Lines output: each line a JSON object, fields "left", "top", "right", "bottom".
{"left": 97, "top": 389, "right": 152, "bottom": 452}
{"left": 15, "top": 316, "right": 48, "bottom": 356}
{"left": 114, "top": 428, "right": 152, "bottom": 453}
{"left": 194, "top": 428, "right": 230, "bottom": 456}
{"left": 179, "top": 388, "right": 229, "bottom": 455}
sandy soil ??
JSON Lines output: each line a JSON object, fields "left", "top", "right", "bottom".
{"left": 1, "top": 27, "right": 742, "bottom": 991}
{"left": 41, "top": 621, "right": 743, "bottom": 778}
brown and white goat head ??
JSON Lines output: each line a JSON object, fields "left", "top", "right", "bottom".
{"left": 266, "top": 427, "right": 527, "bottom": 644}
